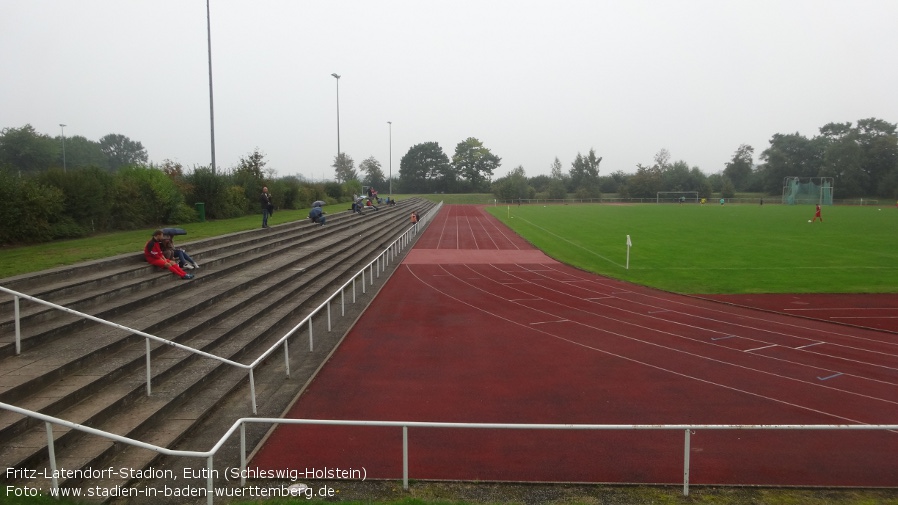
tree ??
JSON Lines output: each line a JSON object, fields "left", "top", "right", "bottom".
{"left": 818, "top": 123, "right": 866, "bottom": 197}
{"left": 58, "top": 135, "right": 107, "bottom": 169}
{"left": 233, "top": 148, "right": 270, "bottom": 208}
{"left": 235, "top": 148, "right": 267, "bottom": 182}
{"left": 398, "top": 142, "right": 450, "bottom": 193}
{"left": 547, "top": 157, "right": 567, "bottom": 199}
{"left": 569, "top": 148, "right": 602, "bottom": 198}
{"left": 492, "top": 165, "right": 532, "bottom": 201}
{"left": 723, "top": 144, "right": 754, "bottom": 191}
{"left": 99, "top": 133, "right": 148, "bottom": 171}
{"left": 0, "top": 167, "right": 66, "bottom": 243}
{"left": 757, "top": 132, "right": 824, "bottom": 194}
{"left": 855, "top": 118, "right": 898, "bottom": 196}
{"left": 0, "top": 124, "right": 57, "bottom": 175}
{"left": 451, "top": 137, "right": 501, "bottom": 192}
{"left": 332, "top": 153, "right": 357, "bottom": 183}
{"left": 661, "top": 160, "right": 693, "bottom": 191}
{"left": 599, "top": 170, "right": 629, "bottom": 194}
{"left": 653, "top": 148, "right": 671, "bottom": 172}
{"left": 627, "top": 163, "right": 662, "bottom": 198}
{"left": 359, "top": 156, "right": 386, "bottom": 189}
{"left": 550, "top": 157, "right": 564, "bottom": 179}
{"left": 38, "top": 166, "right": 115, "bottom": 234}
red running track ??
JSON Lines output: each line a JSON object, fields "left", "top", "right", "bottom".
{"left": 253, "top": 205, "right": 898, "bottom": 487}
{"left": 701, "top": 293, "right": 898, "bottom": 333}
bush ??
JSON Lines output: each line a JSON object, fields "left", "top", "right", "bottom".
{"left": 0, "top": 168, "right": 66, "bottom": 244}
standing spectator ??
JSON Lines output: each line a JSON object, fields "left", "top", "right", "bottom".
{"left": 145, "top": 230, "right": 193, "bottom": 280}
{"left": 260, "top": 186, "right": 272, "bottom": 228}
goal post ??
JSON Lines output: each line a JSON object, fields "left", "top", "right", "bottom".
{"left": 782, "top": 177, "right": 834, "bottom": 205}
{"left": 656, "top": 191, "right": 699, "bottom": 204}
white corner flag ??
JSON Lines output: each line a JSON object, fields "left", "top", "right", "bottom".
{"left": 626, "top": 235, "right": 632, "bottom": 270}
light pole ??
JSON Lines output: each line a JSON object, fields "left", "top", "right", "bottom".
{"left": 331, "top": 73, "right": 341, "bottom": 163}
{"left": 59, "top": 124, "right": 67, "bottom": 172}
{"left": 206, "top": 0, "right": 217, "bottom": 173}
{"left": 387, "top": 121, "right": 392, "bottom": 195}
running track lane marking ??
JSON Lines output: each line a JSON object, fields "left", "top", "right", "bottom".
{"left": 530, "top": 320, "right": 570, "bottom": 325}
{"left": 502, "top": 262, "right": 898, "bottom": 382}
{"left": 818, "top": 372, "right": 844, "bottom": 381}
{"left": 795, "top": 342, "right": 825, "bottom": 349}
{"left": 407, "top": 263, "right": 880, "bottom": 423}
{"left": 745, "top": 344, "right": 778, "bottom": 352}
{"left": 711, "top": 335, "right": 737, "bottom": 341}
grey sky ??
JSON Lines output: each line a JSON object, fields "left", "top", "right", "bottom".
{"left": 3, "top": 0, "right": 897, "bottom": 182}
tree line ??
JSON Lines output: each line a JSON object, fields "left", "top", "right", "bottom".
{"left": 2, "top": 116, "right": 896, "bottom": 245}
{"left": 493, "top": 118, "right": 898, "bottom": 202}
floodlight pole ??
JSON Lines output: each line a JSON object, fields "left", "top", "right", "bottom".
{"left": 387, "top": 121, "right": 392, "bottom": 195}
{"left": 206, "top": 0, "right": 217, "bottom": 173}
{"left": 59, "top": 124, "right": 67, "bottom": 172}
{"left": 331, "top": 73, "right": 341, "bottom": 160}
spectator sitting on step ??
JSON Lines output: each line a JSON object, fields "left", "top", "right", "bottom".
{"left": 145, "top": 230, "right": 194, "bottom": 280}
{"left": 309, "top": 206, "right": 326, "bottom": 226}
{"left": 161, "top": 232, "right": 199, "bottom": 270}
{"left": 351, "top": 195, "right": 364, "bottom": 214}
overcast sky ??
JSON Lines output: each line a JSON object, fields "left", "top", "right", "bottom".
{"left": 3, "top": 0, "right": 897, "bottom": 181}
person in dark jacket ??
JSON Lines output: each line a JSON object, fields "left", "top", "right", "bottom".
{"left": 309, "top": 206, "right": 326, "bottom": 226}
{"left": 260, "top": 187, "right": 272, "bottom": 228}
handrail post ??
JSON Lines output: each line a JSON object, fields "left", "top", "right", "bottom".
{"left": 240, "top": 422, "right": 247, "bottom": 486}
{"left": 249, "top": 369, "right": 257, "bottom": 414}
{"left": 46, "top": 422, "right": 59, "bottom": 492}
{"left": 683, "top": 429, "right": 691, "bottom": 496}
{"left": 284, "top": 339, "right": 290, "bottom": 377}
{"left": 14, "top": 295, "right": 21, "bottom": 355}
{"left": 341, "top": 288, "right": 345, "bottom": 316}
{"left": 327, "top": 301, "right": 332, "bottom": 331}
{"left": 145, "top": 338, "right": 152, "bottom": 396}
{"left": 308, "top": 317, "right": 314, "bottom": 351}
{"left": 206, "top": 456, "right": 214, "bottom": 505}
{"left": 403, "top": 425, "right": 409, "bottom": 490}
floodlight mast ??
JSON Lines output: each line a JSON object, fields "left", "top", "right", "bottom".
{"left": 331, "top": 73, "right": 341, "bottom": 160}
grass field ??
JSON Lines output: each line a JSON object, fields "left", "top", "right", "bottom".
{"left": 486, "top": 202, "right": 898, "bottom": 294}
{"left": 2, "top": 198, "right": 896, "bottom": 296}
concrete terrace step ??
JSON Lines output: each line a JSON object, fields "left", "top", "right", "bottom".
{"left": 0, "top": 198, "right": 437, "bottom": 495}
{"left": 0, "top": 202, "right": 413, "bottom": 357}
{"left": 0, "top": 199, "right": 424, "bottom": 436}
{"left": 0, "top": 203, "right": 412, "bottom": 402}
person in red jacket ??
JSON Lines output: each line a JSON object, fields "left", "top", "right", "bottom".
{"left": 145, "top": 230, "right": 193, "bottom": 279}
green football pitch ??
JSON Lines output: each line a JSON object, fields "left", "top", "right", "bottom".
{"left": 486, "top": 203, "right": 898, "bottom": 294}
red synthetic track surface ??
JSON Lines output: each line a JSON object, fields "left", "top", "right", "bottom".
{"left": 253, "top": 205, "right": 898, "bottom": 487}
{"left": 700, "top": 293, "right": 898, "bottom": 333}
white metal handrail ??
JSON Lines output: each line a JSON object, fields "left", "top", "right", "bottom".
{"left": 1, "top": 399, "right": 895, "bottom": 505}
{"left": 0, "top": 201, "right": 442, "bottom": 414}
